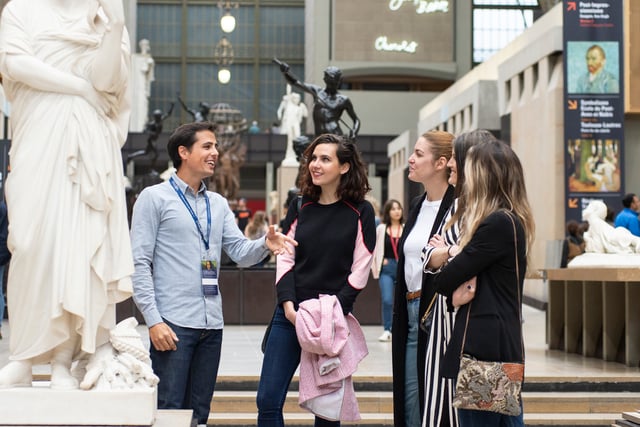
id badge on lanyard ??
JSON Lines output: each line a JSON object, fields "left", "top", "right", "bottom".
{"left": 201, "top": 259, "right": 219, "bottom": 296}
{"left": 170, "top": 177, "right": 219, "bottom": 296}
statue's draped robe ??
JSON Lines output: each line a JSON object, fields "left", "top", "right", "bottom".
{"left": 0, "top": 0, "right": 133, "bottom": 363}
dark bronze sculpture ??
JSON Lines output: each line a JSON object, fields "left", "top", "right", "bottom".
{"left": 128, "top": 102, "right": 175, "bottom": 168}
{"left": 177, "top": 92, "right": 210, "bottom": 123}
{"left": 273, "top": 58, "right": 360, "bottom": 140}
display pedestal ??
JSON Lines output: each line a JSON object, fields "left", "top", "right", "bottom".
{"left": 277, "top": 163, "right": 300, "bottom": 217}
{"left": 545, "top": 267, "right": 640, "bottom": 367}
{"left": 0, "top": 384, "right": 158, "bottom": 426}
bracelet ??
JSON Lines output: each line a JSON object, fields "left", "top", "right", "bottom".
{"left": 447, "top": 245, "right": 453, "bottom": 258}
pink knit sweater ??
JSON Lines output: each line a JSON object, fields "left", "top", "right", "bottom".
{"left": 295, "top": 294, "right": 369, "bottom": 421}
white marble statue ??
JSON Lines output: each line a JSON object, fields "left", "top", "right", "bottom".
{"left": 277, "top": 84, "right": 308, "bottom": 165}
{"left": 79, "top": 317, "right": 159, "bottom": 390}
{"left": 568, "top": 200, "right": 640, "bottom": 267}
{"left": 129, "top": 38, "right": 155, "bottom": 132}
{"left": 0, "top": 0, "right": 134, "bottom": 389}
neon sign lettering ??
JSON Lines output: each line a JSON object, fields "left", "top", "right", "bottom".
{"left": 388, "top": 0, "right": 449, "bottom": 14}
{"left": 374, "top": 36, "right": 418, "bottom": 54}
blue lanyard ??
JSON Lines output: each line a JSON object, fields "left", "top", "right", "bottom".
{"left": 170, "top": 177, "right": 211, "bottom": 251}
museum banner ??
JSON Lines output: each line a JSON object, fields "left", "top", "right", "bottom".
{"left": 563, "top": 0, "right": 624, "bottom": 223}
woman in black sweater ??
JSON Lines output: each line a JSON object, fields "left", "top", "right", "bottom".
{"left": 257, "top": 134, "right": 376, "bottom": 427}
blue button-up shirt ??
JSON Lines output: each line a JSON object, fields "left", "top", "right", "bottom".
{"left": 131, "top": 173, "right": 270, "bottom": 329}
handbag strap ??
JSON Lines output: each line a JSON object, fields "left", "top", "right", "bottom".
{"left": 458, "top": 210, "right": 525, "bottom": 363}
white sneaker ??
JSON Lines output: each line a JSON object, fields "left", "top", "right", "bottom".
{"left": 378, "top": 330, "right": 392, "bottom": 342}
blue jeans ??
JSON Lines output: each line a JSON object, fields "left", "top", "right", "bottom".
{"left": 378, "top": 259, "right": 396, "bottom": 332}
{"left": 257, "top": 305, "right": 339, "bottom": 427}
{"left": 150, "top": 319, "right": 223, "bottom": 425}
{"left": 457, "top": 407, "right": 524, "bottom": 427}
{"left": 405, "top": 297, "right": 420, "bottom": 427}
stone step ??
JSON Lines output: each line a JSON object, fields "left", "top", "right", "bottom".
{"left": 523, "top": 392, "right": 640, "bottom": 414}
{"left": 213, "top": 375, "right": 640, "bottom": 393}
{"left": 211, "top": 390, "right": 640, "bottom": 415}
{"left": 207, "top": 411, "right": 393, "bottom": 426}
{"left": 211, "top": 391, "right": 393, "bottom": 414}
{"left": 207, "top": 411, "right": 622, "bottom": 427}
{"left": 524, "top": 412, "right": 621, "bottom": 426}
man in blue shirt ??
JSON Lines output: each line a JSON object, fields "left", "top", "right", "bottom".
{"left": 130, "top": 122, "right": 296, "bottom": 427}
{"left": 614, "top": 193, "right": 640, "bottom": 236}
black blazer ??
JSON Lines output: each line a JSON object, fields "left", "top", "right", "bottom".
{"left": 391, "top": 186, "right": 455, "bottom": 426}
{"left": 433, "top": 210, "right": 526, "bottom": 378}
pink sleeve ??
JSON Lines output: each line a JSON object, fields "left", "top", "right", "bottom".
{"left": 347, "top": 218, "right": 374, "bottom": 290}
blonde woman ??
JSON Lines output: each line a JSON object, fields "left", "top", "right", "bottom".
{"left": 433, "top": 139, "right": 535, "bottom": 427}
{"left": 391, "top": 131, "right": 455, "bottom": 427}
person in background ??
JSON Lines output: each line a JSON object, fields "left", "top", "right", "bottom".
{"left": 614, "top": 193, "right": 640, "bottom": 236}
{"left": 245, "top": 210, "right": 271, "bottom": 267}
{"left": 234, "top": 197, "right": 252, "bottom": 234}
{"left": 256, "top": 134, "right": 376, "bottom": 427}
{"left": 371, "top": 199, "right": 404, "bottom": 342}
{"left": 366, "top": 195, "right": 382, "bottom": 227}
{"left": 392, "top": 131, "right": 455, "bottom": 427}
{"left": 131, "top": 122, "right": 296, "bottom": 427}
{"left": 420, "top": 129, "right": 497, "bottom": 427}
{"left": 248, "top": 121, "right": 261, "bottom": 134}
{"left": 560, "top": 220, "right": 586, "bottom": 267}
{"left": 433, "top": 139, "right": 535, "bottom": 427}
{"left": 0, "top": 201, "right": 9, "bottom": 339}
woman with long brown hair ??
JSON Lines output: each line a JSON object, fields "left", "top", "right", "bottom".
{"left": 419, "top": 129, "right": 497, "bottom": 427}
{"left": 434, "top": 139, "right": 534, "bottom": 427}
{"left": 257, "top": 134, "right": 376, "bottom": 427}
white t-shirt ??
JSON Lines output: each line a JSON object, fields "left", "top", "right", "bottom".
{"left": 403, "top": 198, "right": 442, "bottom": 293}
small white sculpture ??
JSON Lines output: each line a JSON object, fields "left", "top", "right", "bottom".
{"left": 277, "top": 84, "right": 308, "bottom": 165}
{"left": 79, "top": 317, "right": 158, "bottom": 390}
{"left": 582, "top": 200, "right": 640, "bottom": 254}
{"left": 129, "top": 39, "right": 155, "bottom": 132}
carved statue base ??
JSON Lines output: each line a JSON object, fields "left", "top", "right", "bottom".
{"left": 281, "top": 136, "right": 299, "bottom": 167}
{"left": 0, "top": 386, "right": 156, "bottom": 425}
{"left": 568, "top": 252, "right": 640, "bottom": 268}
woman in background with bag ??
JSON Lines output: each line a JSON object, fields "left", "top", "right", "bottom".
{"left": 371, "top": 199, "right": 404, "bottom": 342}
{"left": 419, "top": 129, "right": 497, "bottom": 427}
{"left": 433, "top": 139, "right": 534, "bottom": 426}
{"left": 256, "top": 134, "right": 376, "bottom": 427}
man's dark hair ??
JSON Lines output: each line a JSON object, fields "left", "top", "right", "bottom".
{"left": 167, "top": 122, "right": 216, "bottom": 170}
{"left": 622, "top": 193, "right": 637, "bottom": 208}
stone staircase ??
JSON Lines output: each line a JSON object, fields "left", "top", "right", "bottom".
{"left": 207, "top": 375, "right": 640, "bottom": 427}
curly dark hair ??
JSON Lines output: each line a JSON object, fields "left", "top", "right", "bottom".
{"left": 298, "top": 134, "right": 370, "bottom": 202}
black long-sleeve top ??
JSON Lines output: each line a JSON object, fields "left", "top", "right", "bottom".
{"left": 276, "top": 196, "right": 376, "bottom": 314}
{"left": 433, "top": 210, "right": 527, "bottom": 378}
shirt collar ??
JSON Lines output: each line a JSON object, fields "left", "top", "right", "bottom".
{"left": 170, "top": 172, "right": 207, "bottom": 196}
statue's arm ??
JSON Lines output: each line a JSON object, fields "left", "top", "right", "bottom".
{"left": 275, "top": 59, "right": 318, "bottom": 100}
{"left": 3, "top": 54, "right": 88, "bottom": 96}
{"left": 91, "top": 0, "right": 128, "bottom": 93}
{"left": 163, "top": 102, "right": 175, "bottom": 120}
{"left": 345, "top": 99, "right": 360, "bottom": 137}
{"left": 277, "top": 98, "right": 287, "bottom": 121}
{"left": 176, "top": 94, "right": 195, "bottom": 115}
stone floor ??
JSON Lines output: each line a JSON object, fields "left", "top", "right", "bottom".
{"left": 0, "top": 305, "right": 638, "bottom": 381}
